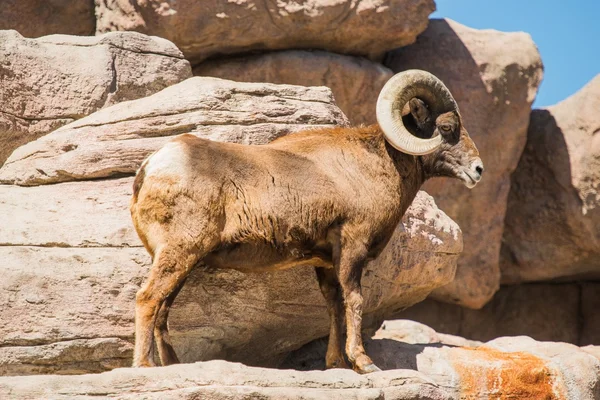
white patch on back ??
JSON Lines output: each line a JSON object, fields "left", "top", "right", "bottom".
{"left": 144, "top": 140, "right": 188, "bottom": 179}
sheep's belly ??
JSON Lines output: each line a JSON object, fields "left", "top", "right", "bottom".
{"left": 203, "top": 243, "right": 332, "bottom": 273}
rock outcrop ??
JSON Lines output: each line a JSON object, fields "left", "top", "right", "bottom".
{"left": 0, "top": 78, "right": 462, "bottom": 375}
{"left": 501, "top": 75, "right": 600, "bottom": 284}
{"left": 95, "top": 0, "right": 436, "bottom": 64}
{"left": 0, "top": 77, "right": 346, "bottom": 186}
{"left": 398, "top": 282, "right": 600, "bottom": 347}
{"left": 384, "top": 19, "right": 544, "bottom": 308}
{"left": 194, "top": 50, "right": 394, "bottom": 125}
{"left": 0, "top": 0, "right": 95, "bottom": 37}
{"left": 3, "top": 321, "right": 599, "bottom": 399}
{"left": 0, "top": 30, "right": 192, "bottom": 166}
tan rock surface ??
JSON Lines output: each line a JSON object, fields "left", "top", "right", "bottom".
{"left": 95, "top": 0, "right": 435, "bottom": 64}
{"left": 0, "top": 1, "right": 95, "bottom": 37}
{"left": 290, "top": 321, "right": 600, "bottom": 399}
{"left": 385, "top": 19, "right": 544, "bottom": 308}
{"left": 501, "top": 75, "right": 600, "bottom": 284}
{"left": 194, "top": 50, "right": 393, "bottom": 125}
{"left": 0, "top": 30, "right": 192, "bottom": 166}
{"left": 0, "top": 360, "right": 453, "bottom": 400}
{"left": 0, "top": 77, "right": 348, "bottom": 186}
{"left": 399, "top": 282, "right": 600, "bottom": 348}
{"left": 0, "top": 184, "right": 461, "bottom": 375}
{"left": 4, "top": 324, "right": 599, "bottom": 399}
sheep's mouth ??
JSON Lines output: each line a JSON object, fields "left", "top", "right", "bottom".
{"left": 462, "top": 171, "right": 478, "bottom": 189}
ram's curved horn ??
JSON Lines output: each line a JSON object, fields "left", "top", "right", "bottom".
{"left": 376, "top": 69, "right": 459, "bottom": 155}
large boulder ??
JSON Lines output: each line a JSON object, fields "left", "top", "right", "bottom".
{"left": 95, "top": 0, "right": 436, "bottom": 64}
{"left": 0, "top": 360, "right": 454, "bottom": 400}
{"left": 6, "top": 323, "right": 597, "bottom": 399}
{"left": 0, "top": 77, "right": 346, "bottom": 186}
{"left": 287, "top": 320, "right": 600, "bottom": 399}
{"left": 384, "top": 19, "right": 544, "bottom": 308}
{"left": 0, "top": 0, "right": 95, "bottom": 37}
{"left": 0, "top": 78, "right": 462, "bottom": 375}
{"left": 501, "top": 75, "right": 600, "bottom": 284}
{"left": 194, "top": 50, "right": 393, "bottom": 125}
{"left": 398, "top": 282, "right": 600, "bottom": 347}
{"left": 0, "top": 30, "right": 192, "bottom": 167}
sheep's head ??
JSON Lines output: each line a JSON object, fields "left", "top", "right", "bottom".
{"left": 377, "top": 70, "right": 483, "bottom": 189}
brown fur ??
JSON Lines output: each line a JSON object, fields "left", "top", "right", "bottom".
{"left": 130, "top": 109, "right": 482, "bottom": 373}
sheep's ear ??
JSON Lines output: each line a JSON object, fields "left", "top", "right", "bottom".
{"left": 408, "top": 98, "right": 430, "bottom": 125}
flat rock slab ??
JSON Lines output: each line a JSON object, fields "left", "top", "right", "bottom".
{"left": 0, "top": 360, "right": 452, "bottom": 400}
{"left": 194, "top": 50, "right": 394, "bottom": 125}
{"left": 95, "top": 0, "right": 435, "bottom": 64}
{"left": 0, "top": 179, "right": 461, "bottom": 374}
{"left": 0, "top": 77, "right": 348, "bottom": 186}
{"left": 385, "top": 19, "right": 544, "bottom": 308}
{"left": 501, "top": 74, "right": 600, "bottom": 284}
{"left": 286, "top": 320, "right": 600, "bottom": 400}
{"left": 398, "top": 283, "right": 600, "bottom": 346}
{"left": 0, "top": 30, "right": 191, "bottom": 166}
{"left": 3, "top": 324, "right": 599, "bottom": 399}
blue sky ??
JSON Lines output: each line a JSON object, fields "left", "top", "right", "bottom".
{"left": 431, "top": 0, "right": 600, "bottom": 108}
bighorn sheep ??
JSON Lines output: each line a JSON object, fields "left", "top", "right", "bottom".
{"left": 130, "top": 70, "right": 483, "bottom": 373}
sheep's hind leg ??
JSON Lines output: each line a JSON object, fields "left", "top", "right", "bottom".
{"left": 315, "top": 267, "right": 350, "bottom": 369}
{"left": 154, "top": 276, "right": 188, "bottom": 366}
{"left": 337, "top": 243, "right": 381, "bottom": 374}
{"left": 133, "top": 245, "right": 201, "bottom": 367}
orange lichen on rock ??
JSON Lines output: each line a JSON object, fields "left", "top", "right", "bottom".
{"left": 450, "top": 346, "right": 564, "bottom": 399}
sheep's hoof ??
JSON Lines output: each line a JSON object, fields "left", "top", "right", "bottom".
{"left": 352, "top": 354, "right": 382, "bottom": 374}
{"left": 355, "top": 363, "right": 382, "bottom": 374}
{"left": 132, "top": 359, "right": 156, "bottom": 368}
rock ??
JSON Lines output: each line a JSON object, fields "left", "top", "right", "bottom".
{"left": 0, "top": 183, "right": 461, "bottom": 374}
{"left": 398, "top": 284, "right": 582, "bottom": 345}
{"left": 0, "top": 77, "right": 348, "bottom": 186}
{"left": 373, "top": 320, "right": 481, "bottom": 348}
{"left": 581, "top": 283, "right": 600, "bottom": 346}
{"left": 384, "top": 19, "right": 544, "bottom": 308}
{"left": 194, "top": 50, "right": 394, "bottom": 125}
{"left": 4, "top": 330, "right": 598, "bottom": 399}
{"left": 0, "top": 30, "right": 192, "bottom": 167}
{"left": 94, "top": 0, "right": 436, "bottom": 64}
{"left": 501, "top": 75, "right": 600, "bottom": 284}
{"left": 0, "top": 360, "right": 454, "bottom": 400}
{"left": 290, "top": 321, "right": 600, "bottom": 400}
{"left": 0, "top": 1, "right": 95, "bottom": 37}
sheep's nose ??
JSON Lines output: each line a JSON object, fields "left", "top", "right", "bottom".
{"left": 472, "top": 159, "right": 484, "bottom": 180}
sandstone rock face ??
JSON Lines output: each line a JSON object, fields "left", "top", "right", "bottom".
{"left": 287, "top": 320, "right": 600, "bottom": 400}
{"left": 385, "top": 19, "right": 544, "bottom": 308}
{"left": 0, "top": 30, "right": 192, "bottom": 167}
{"left": 0, "top": 360, "right": 454, "bottom": 400}
{"left": 194, "top": 50, "right": 393, "bottom": 125}
{"left": 4, "top": 324, "right": 599, "bottom": 400}
{"left": 398, "top": 282, "right": 600, "bottom": 347}
{"left": 0, "top": 0, "right": 95, "bottom": 37}
{"left": 0, "top": 77, "right": 347, "bottom": 186}
{"left": 0, "top": 78, "right": 462, "bottom": 375}
{"left": 501, "top": 75, "right": 600, "bottom": 284}
{"left": 95, "top": 0, "right": 435, "bottom": 64}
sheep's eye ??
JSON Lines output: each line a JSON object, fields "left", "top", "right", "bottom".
{"left": 440, "top": 124, "right": 452, "bottom": 132}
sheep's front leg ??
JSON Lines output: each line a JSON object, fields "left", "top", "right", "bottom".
{"left": 315, "top": 267, "right": 350, "bottom": 369}
{"left": 337, "top": 243, "right": 381, "bottom": 374}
